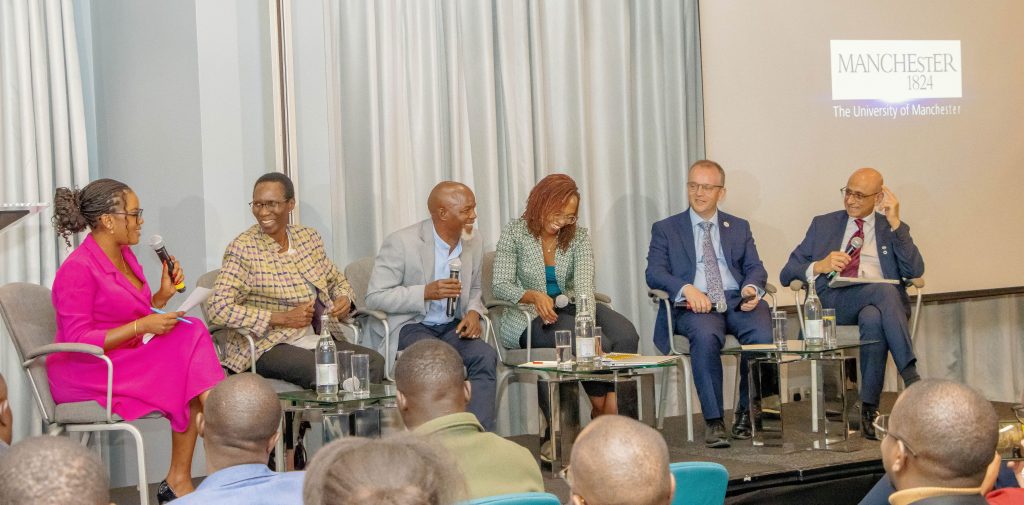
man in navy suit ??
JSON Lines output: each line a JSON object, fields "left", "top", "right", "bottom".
{"left": 780, "top": 167, "right": 924, "bottom": 440}
{"left": 646, "top": 160, "right": 772, "bottom": 448}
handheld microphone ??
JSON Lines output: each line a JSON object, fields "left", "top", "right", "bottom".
{"left": 827, "top": 236, "right": 864, "bottom": 281}
{"left": 148, "top": 235, "right": 186, "bottom": 293}
{"left": 683, "top": 299, "right": 727, "bottom": 313}
{"left": 554, "top": 294, "right": 570, "bottom": 309}
{"left": 446, "top": 258, "right": 462, "bottom": 318}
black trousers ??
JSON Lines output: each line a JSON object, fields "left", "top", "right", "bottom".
{"left": 255, "top": 339, "right": 386, "bottom": 389}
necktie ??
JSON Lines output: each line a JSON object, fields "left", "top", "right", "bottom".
{"left": 699, "top": 221, "right": 725, "bottom": 303}
{"left": 840, "top": 218, "right": 865, "bottom": 278}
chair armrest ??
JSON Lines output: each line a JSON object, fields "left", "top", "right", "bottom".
{"left": 595, "top": 293, "right": 611, "bottom": 304}
{"left": 765, "top": 283, "right": 777, "bottom": 295}
{"left": 789, "top": 279, "right": 805, "bottom": 291}
{"left": 648, "top": 289, "right": 670, "bottom": 303}
{"left": 352, "top": 307, "right": 388, "bottom": 322}
{"left": 485, "top": 299, "right": 520, "bottom": 310}
{"left": 906, "top": 277, "right": 925, "bottom": 289}
{"left": 24, "top": 343, "right": 115, "bottom": 423}
{"left": 24, "top": 342, "right": 104, "bottom": 361}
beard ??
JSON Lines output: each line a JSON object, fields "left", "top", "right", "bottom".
{"left": 461, "top": 223, "right": 475, "bottom": 242}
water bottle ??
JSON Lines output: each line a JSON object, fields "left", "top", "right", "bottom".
{"left": 804, "top": 279, "right": 824, "bottom": 348}
{"left": 316, "top": 314, "right": 339, "bottom": 397}
{"left": 574, "top": 294, "right": 596, "bottom": 366}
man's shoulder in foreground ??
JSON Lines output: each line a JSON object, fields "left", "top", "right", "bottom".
{"left": 173, "top": 464, "right": 304, "bottom": 505}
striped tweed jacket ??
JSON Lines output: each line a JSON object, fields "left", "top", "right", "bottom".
{"left": 207, "top": 224, "right": 354, "bottom": 372}
{"left": 492, "top": 218, "right": 596, "bottom": 348}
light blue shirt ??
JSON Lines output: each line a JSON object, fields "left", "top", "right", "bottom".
{"left": 675, "top": 208, "right": 746, "bottom": 302}
{"left": 172, "top": 464, "right": 304, "bottom": 505}
{"left": 422, "top": 224, "right": 463, "bottom": 325}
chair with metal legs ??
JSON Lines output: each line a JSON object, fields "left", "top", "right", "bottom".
{"left": 648, "top": 284, "right": 777, "bottom": 441}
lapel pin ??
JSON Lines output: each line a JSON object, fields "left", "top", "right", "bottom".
{"left": 723, "top": 221, "right": 730, "bottom": 228}
{"left": 881, "top": 245, "right": 888, "bottom": 255}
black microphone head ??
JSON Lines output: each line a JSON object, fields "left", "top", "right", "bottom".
{"left": 850, "top": 236, "right": 864, "bottom": 250}
{"left": 148, "top": 235, "right": 165, "bottom": 251}
{"left": 448, "top": 258, "right": 462, "bottom": 273}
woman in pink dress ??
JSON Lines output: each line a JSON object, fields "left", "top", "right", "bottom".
{"left": 49, "top": 178, "right": 224, "bottom": 503}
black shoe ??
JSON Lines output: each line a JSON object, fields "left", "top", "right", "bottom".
{"left": 156, "top": 480, "right": 178, "bottom": 504}
{"left": 704, "top": 419, "right": 731, "bottom": 448}
{"left": 731, "top": 410, "right": 752, "bottom": 440}
{"left": 861, "top": 404, "right": 880, "bottom": 441}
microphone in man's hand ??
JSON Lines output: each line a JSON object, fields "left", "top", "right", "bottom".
{"left": 149, "top": 235, "right": 186, "bottom": 293}
{"left": 446, "top": 258, "right": 462, "bottom": 318}
{"left": 827, "top": 236, "right": 864, "bottom": 281}
{"left": 684, "top": 299, "right": 727, "bottom": 313}
{"left": 554, "top": 294, "right": 570, "bottom": 309}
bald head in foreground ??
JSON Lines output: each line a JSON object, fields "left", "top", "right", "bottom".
{"left": 570, "top": 415, "right": 675, "bottom": 505}
{"left": 0, "top": 435, "right": 110, "bottom": 505}
{"left": 883, "top": 379, "right": 998, "bottom": 504}
{"left": 174, "top": 373, "right": 304, "bottom": 505}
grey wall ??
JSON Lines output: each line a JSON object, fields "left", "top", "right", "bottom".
{"left": 75, "top": 0, "right": 275, "bottom": 487}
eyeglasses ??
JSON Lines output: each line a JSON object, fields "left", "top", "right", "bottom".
{"left": 550, "top": 213, "right": 578, "bottom": 225}
{"left": 557, "top": 464, "right": 572, "bottom": 486}
{"left": 110, "top": 209, "right": 144, "bottom": 220}
{"left": 873, "top": 414, "right": 918, "bottom": 457}
{"left": 249, "top": 200, "right": 290, "bottom": 212}
{"left": 687, "top": 182, "right": 723, "bottom": 193}
{"left": 840, "top": 187, "right": 881, "bottom": 201}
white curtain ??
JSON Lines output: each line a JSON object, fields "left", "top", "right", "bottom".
{"left": 0, "top": 0, "right": 90, "bottom": 442}
{"left": 314, "top": 0, "right": 703, "bottom": 433}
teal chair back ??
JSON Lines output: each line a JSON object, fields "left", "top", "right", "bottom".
{"left": 670, "top": 461, "right": 728, "bottom": 505}
{"left": 461, "top": 492, "right": 561, "bottom": 505}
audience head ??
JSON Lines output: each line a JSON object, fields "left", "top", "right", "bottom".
{"left": 395, "top": 340, "right": 470, "bottom": 429}
{"left": 523, "top": 173, "right": 580, "bottom": 250}
{"left": 686, "top": 160, "right": 726, "bottom": 219}
{"left": 0, "top": 373, "right": 10, "bottom": 446}
{"left": 427, "top": 181, "right": 477, "bottom": 239}
{"left": 569, "top": 415, "right": 674, "bottom": 505}
{"left": 303, "top": 433, "right": 464, "bottom": 505}
{"left": 198, "top": 373, "right": 281, "bottom": 470}
{"left": 0, "top": 435, "right": 111, "bottom": 505}
{"left": 883, "top": 379, "right": 998, "bottom": 491}
{"left": 52, "top": 178, "right": 135, "bottom": 247}
{"left": 251, "top": 172, "right": 296, "bottom": 239}
{"left": 843, "top": 167, "right": 884, "bottom": 219}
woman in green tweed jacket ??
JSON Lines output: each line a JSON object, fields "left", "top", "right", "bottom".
{"left": 492, "top": 174, "right": 640, "bottom": 452}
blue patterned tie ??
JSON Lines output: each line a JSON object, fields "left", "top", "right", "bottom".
{"left": 699, "top": 221, "right": 725, "bottom": 304}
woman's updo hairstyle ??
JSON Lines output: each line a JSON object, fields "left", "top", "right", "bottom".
{"left": 52, "top": 178, "right": 131, "bottom": 247}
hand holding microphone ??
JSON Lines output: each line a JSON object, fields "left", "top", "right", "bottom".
{"left": 445, "top": 258, "right": 462, "bottom": 318}
{"left": 826, "top": 236, "right": 863, "bottom": 280}
{"left": 149, "top": 235, "right": 186, "bottom": 293}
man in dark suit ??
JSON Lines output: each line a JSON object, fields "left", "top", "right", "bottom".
{"left": 646, "top": 160, "right": 772, "bottom": 448}
{"left": 780, "top": 167, "right": 924, "bottom": 440}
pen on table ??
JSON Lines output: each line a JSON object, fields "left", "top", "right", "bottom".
{"left": 150, "top": 306, "right": 194, "bottom": 324}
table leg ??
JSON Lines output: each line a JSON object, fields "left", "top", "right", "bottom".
{"left": 541, "top": 377, "right": 580, "bottom": 477}
{"left": 814, "top": 355, "right": 858, "bottom": 448}
{"left": 751, "top": 357, "right": 784, "bottom": 447}
{"left": 275, "top": 409, "right": 288, "bottom": 472}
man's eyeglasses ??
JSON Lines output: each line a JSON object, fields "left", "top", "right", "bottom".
{"left": 551, "top": 213, "right": 578, "bottom": 225}
{"left": 840, "top": 187, "right": 881, "bottom": 201}
{"left": 687, "top": 182, "right": 724, "bottom": 194}
{"left": 873, "top": 414, "right": 918, "bottom": 457}
{"left": 249, "top": 200, "right": 289, "bottom": 212}
{"left": 110, "top": 209, "right": 144, "bottom": 220}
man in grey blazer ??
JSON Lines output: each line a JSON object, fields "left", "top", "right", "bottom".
{"left": 365, "top": 181, "right": 498, "bottom": 430}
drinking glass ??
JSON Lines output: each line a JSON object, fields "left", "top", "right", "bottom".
{"left": 772, "top": 310, "right": 787, "bottom": 349}
{"left": 555, "top": 330, "right": 573, "bottom": 370}
{"left": 336, "top": 350, "right": 355, "bottom": 392}
{"left": 593, "top": 326, "right": 604, "bottom": 356}
{"left": 822, "top": 308, "right": 837, "bottom": 348}
{"left": 351, "top": 354, "right": 370, "bottom": 398}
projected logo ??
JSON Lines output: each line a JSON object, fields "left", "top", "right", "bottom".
{"left": 831, "top": 40, "right": 962, "bottom": 102}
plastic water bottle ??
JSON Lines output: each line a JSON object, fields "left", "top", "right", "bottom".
{"left": 804, "top": 279, "right": 824, "bottom": 348}
{"left": 574, "top": 294, "right": 596, "bottom": 366}
{"left": 316, "top": 314, "right": 339, "bottom": 397}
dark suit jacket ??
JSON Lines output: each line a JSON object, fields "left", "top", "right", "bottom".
{"left": 779, "top": 210, "right": 924, "bottom": 305}
{"left": 645, "top": 209, "right": 768, "bottom": 353}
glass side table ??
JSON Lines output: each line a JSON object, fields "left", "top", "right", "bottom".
{"left": 275, "top": 384, "right": 398, "bottom": 471}
{"left": 722, "top": 339, "right": 879, "bottom": 451}
{"left": 514, "top": 358, "right": 676, "bottom": 474}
